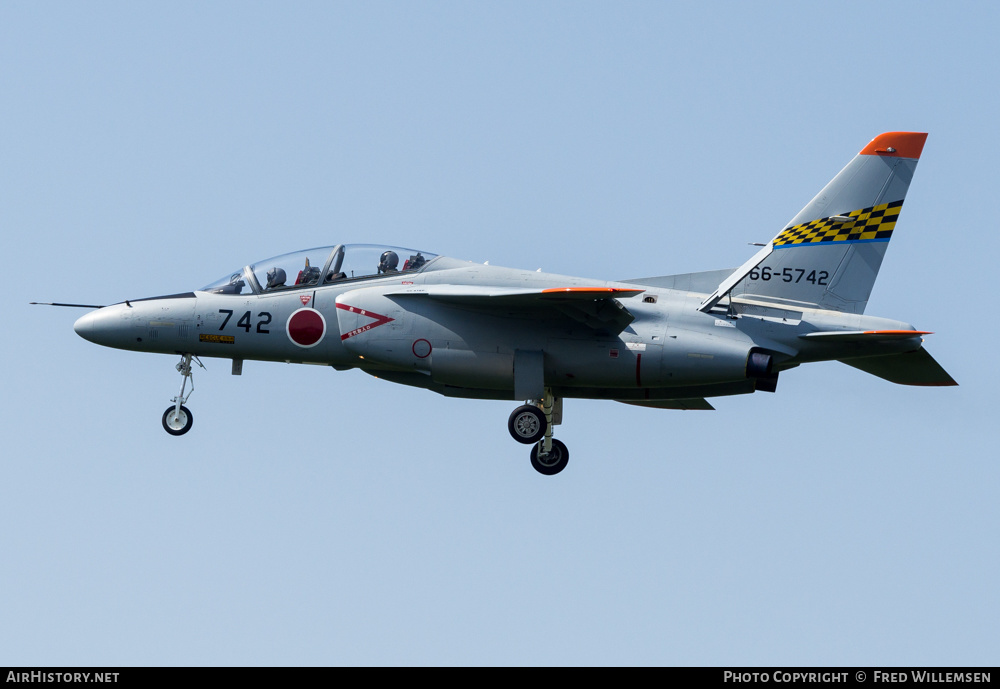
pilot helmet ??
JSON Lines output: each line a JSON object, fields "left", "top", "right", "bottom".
{"left": 266, "top": 267, "right": 286, "bottom": 289}
{"left": 378, "top": 250, "right": 399, "bottom": 273}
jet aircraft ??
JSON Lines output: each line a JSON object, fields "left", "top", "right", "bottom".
{"left": 53, "top": 132, "right": 956, "bottom": 475}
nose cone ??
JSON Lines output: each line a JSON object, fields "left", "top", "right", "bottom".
{"left": 74, "top": 296, "right": 197, "bottom": 352}
{"left": 74, "top": 305, "right": 131, "bottom": 348}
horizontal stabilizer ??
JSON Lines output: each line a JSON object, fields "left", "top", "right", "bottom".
{"left": 840, "top": 347, "right": 957, "bottom": 386}
{"left": 617, "top": 398, "right": 715, "bottom": 411}
{"left": 801, "top": 329, "right": 931, "bottom": 343}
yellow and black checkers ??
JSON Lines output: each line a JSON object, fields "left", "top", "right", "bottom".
{"left": 774, "top": 200, "right": 902, "bottom": 247}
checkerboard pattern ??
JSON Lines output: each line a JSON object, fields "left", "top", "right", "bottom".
{"left": 774, "top": 200, "right": 903, "bottom": 247}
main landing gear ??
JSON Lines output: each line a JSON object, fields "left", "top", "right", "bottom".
{"left": 161, "top": 353, "right": 204, "bottom": 436}
{"left": 507, "top": 390, "right": 569, "bottom": 475}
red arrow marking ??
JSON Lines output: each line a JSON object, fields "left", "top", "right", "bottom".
{"left": 335, "top": 302, "right": 395, "bottom": 341}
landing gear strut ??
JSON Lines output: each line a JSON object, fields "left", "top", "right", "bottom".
{"left": 162, "top": 354, "right": 203, "bottom": 436}
{"left": 508, "top": 389, "right": 569, "bottom": 475}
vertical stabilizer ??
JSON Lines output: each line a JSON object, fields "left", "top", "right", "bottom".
{"left": 700, "top": 132, "right": 926, "bottom": 314}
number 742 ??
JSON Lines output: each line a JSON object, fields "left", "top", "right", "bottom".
{"left": 219, "top": 310, "right": 272, "bottom": 333}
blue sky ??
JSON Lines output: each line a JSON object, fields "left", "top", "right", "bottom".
{"left": 2, "top": 1, "right": 997, "bottom": 665}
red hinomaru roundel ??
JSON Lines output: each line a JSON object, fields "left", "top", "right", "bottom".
{"left": 286, "top": 308, "right": 326, "bottom": 348}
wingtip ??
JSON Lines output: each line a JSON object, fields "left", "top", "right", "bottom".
{"left": 860, "top": 132, "right": 928, "bottom": 159}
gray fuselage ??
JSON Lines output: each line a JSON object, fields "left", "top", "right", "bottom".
{"left": 74, "top": 255, "right": 920, "bottom": 403}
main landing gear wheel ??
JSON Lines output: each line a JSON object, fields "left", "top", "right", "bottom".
{"left": 530, "top": 439, "right": 569, "bottom": 476}
{"left": 508, "top": 404, "right": 546, "bottom": 444}
{"left": 162, "top": 405, "right": 193, "bottom": 436}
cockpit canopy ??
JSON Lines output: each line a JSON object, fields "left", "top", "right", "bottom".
{"left": 200, "top": 244, "right": 438, "bottom": 295}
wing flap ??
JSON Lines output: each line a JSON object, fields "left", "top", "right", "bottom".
{"left": 839, "top": 347, "right": 957, "bottom": 386}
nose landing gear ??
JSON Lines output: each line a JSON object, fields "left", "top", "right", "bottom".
{"left": 162, "top": 404, "right": 193, "bottom": 436}
{"left": 508, "top": 390, "right": 568, "bottom": 475}
{"left": 161, "top": 354, "right": 204, "bottom": 436}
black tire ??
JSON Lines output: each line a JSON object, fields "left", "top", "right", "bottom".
{"left": 530, "top": 439, "right": 569, "bottom": 476}
{"left": 162, "top": 405, "right": 193, "bottom": 436}
{"left": 508, "top": 404, "right": 547, "bottom": 444}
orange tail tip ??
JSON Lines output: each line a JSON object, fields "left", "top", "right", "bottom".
{"left": 860, "top": 132, "right": 928, "bottom": 159}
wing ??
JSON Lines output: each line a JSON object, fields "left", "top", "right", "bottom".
{"left": 385, "top": 285, "right": 644, "bottom": 334}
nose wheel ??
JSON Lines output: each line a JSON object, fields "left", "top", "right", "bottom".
{"left": 162, "top": 405, "right": 193, "bottom": 435}
{"left": 162, "top": 354, "right": 203, "bottom": 436}
{"left": 509, "top": 390, "right": 568, "bottom": 475}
